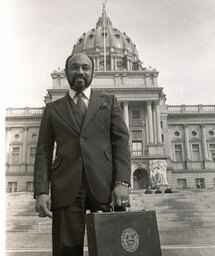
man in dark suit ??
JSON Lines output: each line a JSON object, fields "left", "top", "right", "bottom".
{"left": 34, "top": 53, "right": 131, "bottom": 256}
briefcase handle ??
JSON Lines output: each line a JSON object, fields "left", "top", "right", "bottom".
{"left": 110, "top": 203, "right": 131, "bottom": 212}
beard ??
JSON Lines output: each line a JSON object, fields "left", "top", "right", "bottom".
{"left": 69, "top": 75, "right": 90, "bottom": 93}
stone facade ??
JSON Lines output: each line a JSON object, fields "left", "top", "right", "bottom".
{"left": 5, "top": 10, "right": 215, "bottom": 192}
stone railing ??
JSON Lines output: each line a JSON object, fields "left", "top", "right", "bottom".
{"left": 167, "top": 104, "right": 215, "bottom": 114}
{"left": 6, "top": 107, "right": 44, "bottom": 117}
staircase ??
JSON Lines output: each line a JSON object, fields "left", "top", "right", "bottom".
{"left": 6, "top": 190, "right": 215, "bottom": 256}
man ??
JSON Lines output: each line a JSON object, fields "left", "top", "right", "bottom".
{"left": 155, "top": 187, "right": 162, "bottom": 194}
{"left": 34, "top": 53, "right": 131, "bottom": 256}
{"left": 144, "top": 186, "right": 152, "bottom": 194}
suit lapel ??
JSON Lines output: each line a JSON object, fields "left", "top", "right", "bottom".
{"left": 54, "top": 94, "right": 80, "bottom": 134}
{"left": 81, "top": 91, "right": 103, "bottom": 132}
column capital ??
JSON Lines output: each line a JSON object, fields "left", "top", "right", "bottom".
{"left": 154, "top": 100, "right": 160, "bottom": 105}
{"left": 146, "top": 100, "right": 152, "bottom": 106}
{"left": 183, "top": 124, "right": 189, "bottom": 128}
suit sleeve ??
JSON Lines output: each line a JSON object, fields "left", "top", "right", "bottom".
{"left": 110, "top": 96, "right": 131, "bottom": 184}
{"left": 34, "top": 104, "right": 55, "bottom": 198}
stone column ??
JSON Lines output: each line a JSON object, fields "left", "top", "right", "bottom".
{"left": 127, "top": 59, "right": 130, "bottom": 71}
{"left": 96, "top": 57, "right": 100, "bottom": 71}
{"left": 155, "top": 100, "right": 162, "bottom": 143}
{"left": 93, "top": 57, "right": 96, "bottom": 70}
{"left": 123, "top": 101, "right": 129, "bottom": 128}
{"left": 201, "top": 125, "right": 209, "bottom": 161}
{"left": 145, "top": 110, "right": 149, "bottom": 145}
{"left": 114, "top": 57, "right": 117, "bottom": 71}
{"left": 146, "top": 101, "right": 154, "bottom": 144}
{"left": 184, "top": 125, "right": 191, "bottom": 161}
{"left": 152, "top": 104, "right": 157, "bottom": 144}
{"left": 5, "top": 127, "right": 11, "bottom": 164}
{"left": 111, "top": 56, "right": 114, "bottom": 71}
{"left": 21, "top": 127, "right": 28, "bottom": 163}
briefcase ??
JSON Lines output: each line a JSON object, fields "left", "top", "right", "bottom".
{"left": 86, "top": 210, "right": 162, "bottom": 256}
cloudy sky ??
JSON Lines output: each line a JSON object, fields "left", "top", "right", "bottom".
{"left": 2, "top": 0, "right": 215, "bottom": 108}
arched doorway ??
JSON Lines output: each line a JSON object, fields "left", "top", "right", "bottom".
{"left": 133, "top": 168, "right": 149, "bottom": 190}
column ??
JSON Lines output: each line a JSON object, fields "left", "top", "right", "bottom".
{"left": 5, "top": 127, "right": 11, "bottom": 164}
{"left": 114, "top": 57, "right": 117, "bottom": 71}
{"left": 145, "top": 110, "right": 149, "bottom": 145}
{"left": 93, "top": 57, "right": 96, "bottom": 70}
{"left": 111, "top": 56, "right": 114, "bottom": 71}
{"left": 155, "top": 100, "right": 162, "bottom": 143}
{"left": 127, "top": 59, "right": 130, "bottom": 70}
{"left": 96, "top": 57, "right": 100, "bottom": 71}
{"left": 123, "top": 101, "right": 129, "bottom": 128}
{"left": 146, "top": 101, "right": 154, "bottom": 144}
{"left": 201, "top": 125, "right": 209, "bottom": 161}
{"left": 21, "top": 127, "right": 28, "bottom": 163}
{"left": 184, "top": 125, "right": 191, "bottom": 161}
{"left": 152, "top": 104, "right": 157, "bottom": 144}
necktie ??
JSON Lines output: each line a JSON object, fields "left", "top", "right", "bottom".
{"left": 76, "top": 92, "right": 86, "bottom": 114}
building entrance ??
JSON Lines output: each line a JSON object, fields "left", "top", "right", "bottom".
{"left": 133, "top": 168, "right": 149, "bottom": 190}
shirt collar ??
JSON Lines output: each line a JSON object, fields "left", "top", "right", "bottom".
{"left": 69, "top": 85, "right": 91, "bottom": 100}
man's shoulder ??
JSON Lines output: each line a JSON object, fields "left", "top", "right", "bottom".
{"left": 93, "top": 91, "right": 115, "bottom": 101}
{"left": 45, "top": 95, "right": 68, "bottom": 108}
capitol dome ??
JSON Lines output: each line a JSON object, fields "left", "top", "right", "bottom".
{"left": 72, "top": 7, "right": 143, "bottom": 71}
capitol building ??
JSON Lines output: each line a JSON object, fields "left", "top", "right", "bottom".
{"left": 5, "top": 8, "right": 215, "bottom": 193}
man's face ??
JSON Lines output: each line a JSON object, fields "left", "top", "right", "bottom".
{"left": 66, "top": 53, "right": 93, "bottom": 92}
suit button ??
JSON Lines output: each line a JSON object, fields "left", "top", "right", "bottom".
{"left": 80, "top": 138, "right": 84, "bottom": 142}
{"left": 79, "top": 157, "right": 83, "bottom": 161}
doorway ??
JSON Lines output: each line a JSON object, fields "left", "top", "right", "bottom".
{"left": 133, "top": 168, "right": 149, "bottom": 190}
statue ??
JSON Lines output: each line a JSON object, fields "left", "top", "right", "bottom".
{"left": 149, "top": 160, "right": 168, "bottom": 187}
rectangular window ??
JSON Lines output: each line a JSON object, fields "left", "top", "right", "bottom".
{"left": 132, "top": 130, "right": 142, "bottom": 139}
{"left": 30, "top": 147, "right": 36, "bottom": 164}
{"left": 195, "top": 178, "right": 205, "bottom": 189}
{"left": 209, "top": 144, "right": 215, "bottom": 161}
{"left": 162, "top": 134, "right": 164, "bottom": 142}
{"left": 174, "top": 144, "right": 183, "bottom": 162}
{"left": 12, "top": 147, "right": 20, "bottom": 164}
{"left": 160, "top": 121, "right": 163, "bottom": 128}
{"left": 7, "top": 182, "right": 18, "bottom": 193}
{"left": 177, "top": 179, "right": 187, "bottom": 189}
{"left": 132, "top": 140, "right": 143, "bottom": 156}
{"left": 192, "top": 144, "right": 200, "bottom": 161}
{"left": 132, "top": 109, "right": 140, "bottom": 119}
{"left": 26, "top": 182, "right": 33, "bottom": 192}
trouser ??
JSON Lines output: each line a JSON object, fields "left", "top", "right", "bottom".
{"left": 52, "top": 172, "right": 111, "bottom": 256}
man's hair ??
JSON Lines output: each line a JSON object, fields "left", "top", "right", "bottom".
{"left": 65, "top": 53, "right": 94, "bottom": 75}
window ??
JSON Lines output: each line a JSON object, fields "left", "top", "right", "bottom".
{"left": 12, "top": 147, "right": 20, "bottom": 164}
{"left": 162, "top": 134, "right": 164, "bottom": 142}
{"left": 26, "top": 182, "right": 33, "bottom": 192}
{"left": 192, "top": 144, "right": 200, "bottom": 161}
{"left": 174, "top": 131, "right": 180, "bottom": 136}
{"left": 191, "top": 131, "right": 197, "bottom": 136}
{"left": 132, "top": 109, "right": 140, "bottom": 119}
{"left": 132, "top": 130, "right": 142, "bottom": 139}
{"left": 195, "top": 178, "right": 205, "bottom": 189}
{"left": 30, "top": 147, "right": 36, "bottom": 164}
{"left": 174, "top": 144, "right": 183, "bottom": 162}
{"left": 132, "top": 141, "right": 143, "bottom": 156}
{"left": 160, "top": 121, "right": 163, "bottom": 128}
{"left": 7, "top": 182, "right": 17, "bottom": 193}
{"left": 214, "top": 178, "right": 215, "bottom": 188}
{"left": 209, "top": 144, "right": 215, "bottom": 161}
{"left": 177, "top": 179, "right": 187, "bottom": 189}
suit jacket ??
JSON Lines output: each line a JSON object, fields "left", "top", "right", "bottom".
{"left": 34, "top": 91, "right": 131, "bottom": 210}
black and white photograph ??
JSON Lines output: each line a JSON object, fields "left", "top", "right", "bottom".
{"left": 3, "top": 0, "right": 215, "bottom": 255}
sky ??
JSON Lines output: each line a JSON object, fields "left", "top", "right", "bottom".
{"left": 2, "top": 0, "right": 215, "bottom": 108}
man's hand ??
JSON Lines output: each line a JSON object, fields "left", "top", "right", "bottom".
{"left": 35, "top": 194, "right": 52, "bottom": 218}
{"left": 111, "top": 183, "right": 130, "bottom": 207}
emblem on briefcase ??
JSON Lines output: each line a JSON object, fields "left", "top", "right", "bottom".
{"left": 121, "top": 228, "right": 139, "bottom": 252}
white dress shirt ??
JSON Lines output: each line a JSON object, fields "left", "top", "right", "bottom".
{"left": 68, "top": 86, "right": 91, "bottom": 109}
